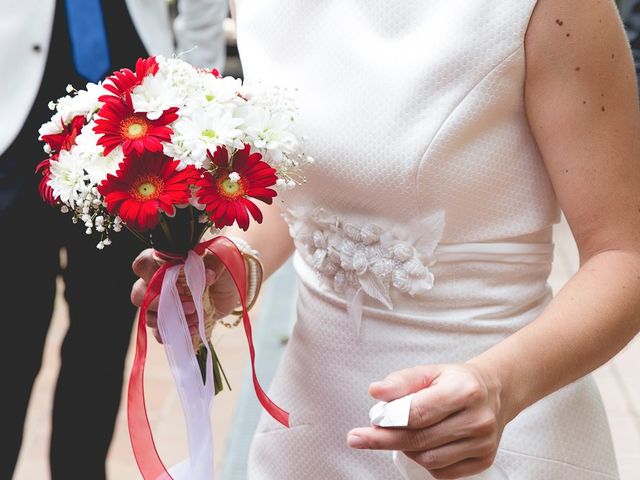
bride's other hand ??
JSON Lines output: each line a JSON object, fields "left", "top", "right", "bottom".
{"left": 347, "top": 363, "right": 505, "bottom": 479}
{"left": 130, "top": 248, "right": 240, "bottom": 343}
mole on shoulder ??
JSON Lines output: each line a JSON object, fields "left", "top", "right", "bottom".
{"left": 601, "top": 106, "right": 606, "bottom": 112}
{"left": 556, "top": 19, "right": 564, "bottom": 26}
{"left": 575, "top": 67, "right": 581, "bottom": 71}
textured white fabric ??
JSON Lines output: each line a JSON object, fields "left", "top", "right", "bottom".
{"left": 235, "top": 1, "right": 620, "bottom": 478}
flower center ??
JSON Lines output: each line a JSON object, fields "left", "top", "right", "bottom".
{"left": 121, "top": 115, "right": 150, "bottom": 140}
{"left": 130, "top": 174, "right": 164, "bottom": 201}
{"left": 138, "top": 182, "right": 156, "bottom": 196}
{"left": 202, "top": 129, "right": 217, "bottom": 139}
{"left": 217, "top": 174, "right": 246, "bottom": 199}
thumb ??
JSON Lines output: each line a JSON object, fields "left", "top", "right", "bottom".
{"left": 205, "top": 268, "right": 218, "bottom": 287}
{"left": 369, "top": 365, "right": 443, "bottom": 402}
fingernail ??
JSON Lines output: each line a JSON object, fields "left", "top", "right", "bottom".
{"left": 183, "top": 301, "right": 195, "bottom": 314}
{"left": 205, "top": 269, "right": 217, "bottom": 285}
{"left": 370, "top": 380, "right": 394, "bottom": 390}
{"left": 347, "top": 434, "right": 367, "bottom": 449}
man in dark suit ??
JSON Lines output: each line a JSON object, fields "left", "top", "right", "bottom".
{"left": 621, "top": 0, "right": 640, "bottom": 87}
{"left": 0, "top": 1, "right": 225, "bottom": 478}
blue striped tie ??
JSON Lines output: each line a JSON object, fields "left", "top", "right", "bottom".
{"left": 64, "top": 0, "right": 111, "bottom": 83}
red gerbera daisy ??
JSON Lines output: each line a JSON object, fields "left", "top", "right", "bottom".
{"left": 93, "top": 93, "right": 178, "bottom": 156}
{"left": 195, "top": 144, "right": 278, "bottom": 231}
{"left": 41, "top": 114, "right": 85, "bottom": 153}
{"left": 100, "top": 56, "right": 159, "bottom": 100}
{"left": 35, "top": 158, "right": 57, "bottom": 206}
{"left": 98, "top": 152, "right": 197, "bottom": 231}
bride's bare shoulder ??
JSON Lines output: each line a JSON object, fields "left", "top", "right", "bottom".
{"left": 525, "top": 0, "right": 629, "bottom": 69}
{"left": 524, "top": 0, "right": 640, "bottom": 258}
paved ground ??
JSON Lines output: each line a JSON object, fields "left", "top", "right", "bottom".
{"left": 13, "top": 215, "right": 640, "bottom": 479}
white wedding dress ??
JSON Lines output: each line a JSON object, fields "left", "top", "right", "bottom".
{"left": 235, "top": 1, "right": 620, "bottom": 478}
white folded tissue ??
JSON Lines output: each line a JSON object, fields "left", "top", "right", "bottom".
{"left": 369, "top": 393, "right": 417, "bottom": 427}
{"left": 368, "top": 394, "right": 509, "bottom": 480}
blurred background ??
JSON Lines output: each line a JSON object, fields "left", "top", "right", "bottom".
{"left": 10, "top": 2, "right": 640, "bottom": 479}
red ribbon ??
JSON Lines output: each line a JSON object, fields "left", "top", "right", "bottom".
{"left": 127, "top": 236, "right": 290, "bottom": 480}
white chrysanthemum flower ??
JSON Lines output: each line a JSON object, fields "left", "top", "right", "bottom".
{"left": 131, "top": 72, "right": 184, "bottom": 120}
{"left": 74, "top": 122, "right": 124, "bottom": 183}
{"left": 163, "top": 139, "right": 193, "bottom": 169}
{"left": 242, "top": 108, "right": 298, "bottom": 154}
{"left": 48, "top": 149, "right": 87, "bottom": 208}
{"left": 84, "top": 147, "right": 124, "bottom": 185}
{"left": 196, "top": 75, "right": 242, "bottom": 107}
{"left": 56, "top": 82, "right": 108, "bottom": 122}
{"left": 169, "top": 110, "right": 244, "bottom": 168}
{"left": 73, "top": 122, "right": 104, "bottom": 158}
{"left": 38, "top": 112, "right": 64, "bottom": 139}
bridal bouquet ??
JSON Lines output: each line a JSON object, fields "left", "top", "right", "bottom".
{"left": 36, "top": 56, "right": 309, "bottom": 479}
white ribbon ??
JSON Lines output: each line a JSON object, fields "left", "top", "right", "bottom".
{"left": 157, "top": 251, "right": 215, "bottom": 480}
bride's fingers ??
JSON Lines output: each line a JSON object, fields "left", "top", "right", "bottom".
{"left": 186, "top": 312, "right": 199, "bottom": 327}
{"left": 151, "top": 326, "right": 163, "bottom": 344}
{"left": 203, "top": 251, "right": 226, "bottom": 279}
{"left": 205, "top": 268, "right": 217, "bottom": 287}
{"left": 131, "top": 279, "right": 159, "bottom": 311}
{"left": 348, "top": 410, "right": 471, "bottom": 452}
{"left": 132, "top": 249, "right": 160, "bottom": 282}
{"left": 181, "top": 300, "right": 196, "bottom": 315}
{"left": 146, "top": 311, "right": 157, "bottom": 329}
{"left": 404, "top": 438, "right": 495, "bottom": 472}
{"left": 410, "top": 453, "right": 495, "bottom": 479}
{"left": 207, "top": 269, "right": 240, "bottom": 317}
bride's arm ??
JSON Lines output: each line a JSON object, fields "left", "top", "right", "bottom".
{"left": 473, "top": 0, "right": 640, "bottom": 425}
{"left": 349, "top": 0, "right": 640, "bottom": 477}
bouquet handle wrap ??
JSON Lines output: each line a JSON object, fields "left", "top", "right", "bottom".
{"left": 127, "top": 236, "right": 290, "bottom": 480}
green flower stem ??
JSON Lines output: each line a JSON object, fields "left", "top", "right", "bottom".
{"left": 125, "top": 225, "right": 149, "bottom": 246}
{"left": 157, "top": 215, "right": 174, "bottom": 246}
{"left": 196, "top": 342, "right": 231, "bottom": 395}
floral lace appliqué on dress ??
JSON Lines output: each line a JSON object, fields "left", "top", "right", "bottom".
{"left": 283, "top": 207, "right": 446, "bottom": 333}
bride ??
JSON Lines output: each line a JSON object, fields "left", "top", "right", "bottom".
{"left": 131, "top": 0, "right": 640, "bottom": 478}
